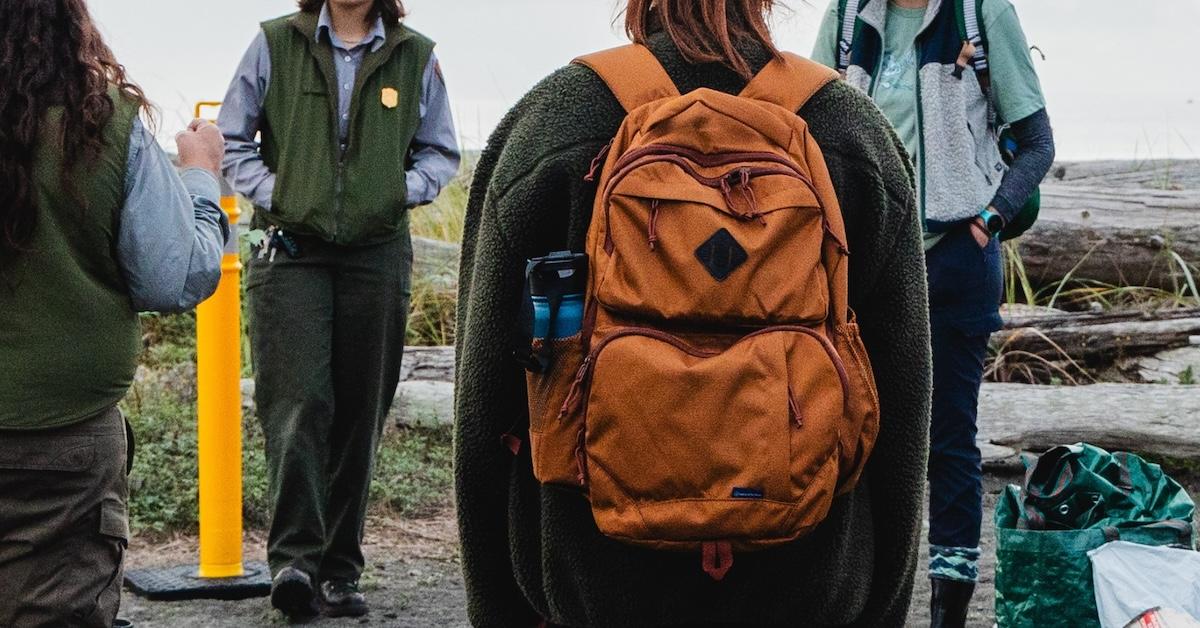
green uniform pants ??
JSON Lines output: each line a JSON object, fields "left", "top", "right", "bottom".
{"left": 247, "top": 231, "right": 412, "bottom": 582}
{"left": 0, "top": 406, "right": 129, "bottom": 628}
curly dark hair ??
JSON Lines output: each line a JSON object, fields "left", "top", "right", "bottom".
{"left": 297, "top": 0, "right": 407, "bottom": 25}
{"left": 0, "top": 0, "right": 152, "bottom": 267}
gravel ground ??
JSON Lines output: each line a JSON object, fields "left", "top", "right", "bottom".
{"left": 120, "top": 468, "right": 1152, "bottom": 628}
{"left": 121, "top": 514, "right": 468, "bottom": 628}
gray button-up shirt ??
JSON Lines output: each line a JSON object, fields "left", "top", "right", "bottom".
{"left": 118, "top": 118, "right": 229, "bottom": 312}
{"left": 218, "top": 5, "right": 460, "bottom": 212}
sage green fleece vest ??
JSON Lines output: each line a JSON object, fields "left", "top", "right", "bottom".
{"left": 260, "top": 12, "right": 434, "bottom": 246}
{"left": 0, "top": 94, "right": 141, "bottom": 430}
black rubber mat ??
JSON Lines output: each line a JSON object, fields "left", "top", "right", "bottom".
{"left": 125, "top": 561, "right": 271, "bottom": 601}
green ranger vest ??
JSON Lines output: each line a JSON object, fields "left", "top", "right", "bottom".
{"left": 259, "top": 12, "right": 434, "bottom": 246}
{"left": 0, "top": 94, "right": 141, "bottom": 430}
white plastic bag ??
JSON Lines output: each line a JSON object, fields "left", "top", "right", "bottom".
{"left": 1124, "top": 608, "right": 1200, "bottom": 628}
{"left": 1089, "top": 541, "right": 1200, "bottom": 628}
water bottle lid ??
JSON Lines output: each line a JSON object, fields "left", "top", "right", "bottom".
{"left": 527, "top": 251, "right": 588, "bottom": 296}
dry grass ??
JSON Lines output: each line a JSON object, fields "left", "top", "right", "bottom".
{"left": 406, "top": 277, "right": 457, "bottom": 346}
{"left": 990, "top": 242, "right": 1199, "bottom": 384}
{"left": 410, "top": 158, "right": 473, "bottom": 244}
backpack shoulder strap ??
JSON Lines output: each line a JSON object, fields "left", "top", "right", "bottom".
{"left": 955, "top": 0, "right": 990, "bottom": 78}
{"left": 836, "top": 0, "right": 863, "bottom": 73}
{"left": 739, "top": 52, "right": 839, "bottom": 113}
{"left": 572, "top": 45, "right": 681, "bottom": 113}
{"left": 955, "top": 0, "right": 996, "bottom": 126}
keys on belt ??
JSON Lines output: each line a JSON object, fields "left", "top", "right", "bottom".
{"left": 255, "top": 225, "right": 303, "bottom": 262}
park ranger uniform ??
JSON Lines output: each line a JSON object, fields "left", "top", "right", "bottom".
{"left": 218, "top": 5, "right": 459, "bottom": 591}
{"left": 0, "top": 97, "right": 228, "bottom": 626}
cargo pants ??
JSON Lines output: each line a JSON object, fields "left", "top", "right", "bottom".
{"left": 246, "top": 230, "right": 412, "bottom": 583}
{"left": 0, "top": 406, "right": 129, "bottom": 628}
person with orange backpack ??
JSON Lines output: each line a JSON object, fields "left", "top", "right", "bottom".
{"left": 813, "top": 0, "right": 1056, "bottom": 625}
{"left": 455, "top": 1, "right": 933, "bottom": 625}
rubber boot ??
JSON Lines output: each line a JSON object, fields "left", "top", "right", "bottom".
{"left": 930, "top": 578, "right": 975, "bottom": 628}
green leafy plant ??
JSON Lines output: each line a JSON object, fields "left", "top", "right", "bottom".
{"left": 1180, "top": 366, "right": 1197, "bottom": 386}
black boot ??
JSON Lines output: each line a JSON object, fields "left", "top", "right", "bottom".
{"left": 271, "top": 566, "right": 319, "bottom": 621}
{"left": 930, "top": 578, "right": 975, "bottom": 628}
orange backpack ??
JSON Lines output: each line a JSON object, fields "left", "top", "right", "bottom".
{"left": 524, "top": 45, "right": 881, "bottom": 581}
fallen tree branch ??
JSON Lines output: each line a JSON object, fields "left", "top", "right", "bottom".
{"left": 992, "top": 308, "right": 1200, "bottom": 369}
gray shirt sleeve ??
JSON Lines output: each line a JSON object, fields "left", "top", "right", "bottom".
{"left": 218, "top": 31, "right": 275, "bottom": 211}
{"left": 405, "top": 52, "right": 461, "bottom": 207}
{"left": 117, "top": 118, "right": 230, "bottom": 313}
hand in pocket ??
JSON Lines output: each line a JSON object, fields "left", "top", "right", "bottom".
{"left": 968, "top": 218, "right": 991, "bottom": 250}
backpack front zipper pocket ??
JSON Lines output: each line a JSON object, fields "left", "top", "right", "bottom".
{"left": 594, "top": 146, "right": 845, "bottom": 326}
{"left": 563, "top": 326, "right": 849, "bottom": 550}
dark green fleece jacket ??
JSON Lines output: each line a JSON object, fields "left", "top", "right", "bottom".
{"left": 455, "top": 33, "right": 931, "bottom": 628}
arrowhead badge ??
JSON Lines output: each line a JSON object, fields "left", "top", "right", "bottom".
{"left": 381, "top": 87, "right": 399, "bottom": 109}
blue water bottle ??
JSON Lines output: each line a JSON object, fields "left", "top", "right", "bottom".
{"left": 526, "top": 251, "right": 588, "bottom": 340}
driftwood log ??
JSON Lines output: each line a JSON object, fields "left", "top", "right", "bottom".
{"left": 991, "top": 307, "right": 1200, "bottom": 370}
{"left": 392, "top": 346, "right": 458, "bottom": 427}
{"left": 1015, "top": 160, "right": 1200, "bottom": 290}
{"left": 1127, "top": 346, "right": 1200, "bottom": 384}
{"left": 979, "top": 383, "right": 1200, "bottom": 462}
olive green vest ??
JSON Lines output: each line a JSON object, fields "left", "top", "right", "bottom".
{"left": 259, "top": 12, "right": 434, "bottom": 245}
{"left": 0, "top": 94, "right": 141, "bottom": 430}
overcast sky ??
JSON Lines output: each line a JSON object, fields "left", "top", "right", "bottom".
{"left": 87, "top": 0, "right": 1200, "bottom": 160}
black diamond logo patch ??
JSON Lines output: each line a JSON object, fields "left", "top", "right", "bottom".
{"left": 694, "top": 229, "right": 748, "bottom": 282}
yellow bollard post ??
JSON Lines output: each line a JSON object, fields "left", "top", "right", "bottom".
{"left": 125, "top": 102, "right": 270, "bottom": 600}
{"left": 195, "top": 193, "right": 244, "bottom": 579}
{"left": 194, "top": 101, "right": 245, "bottom": 580}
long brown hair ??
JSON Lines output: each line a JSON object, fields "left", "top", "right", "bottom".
{"left": 0, "top": 0, "right": 151, "bottom": 266}
{"left": 298, "top": 0, "right": 407, "bottom": 25}
{"left": 625, "top": 0, "right": 783, "bottom": 78}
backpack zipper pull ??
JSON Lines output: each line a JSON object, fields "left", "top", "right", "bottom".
{"left": 583, "top": 139, "right": 614, "bottom": 182}
{"left": 647, "top": 200, "right": 661, "bottom": 250}
{"left": 738, "top": 168, "right": 766, "bottom": 222}
{"left": 574, "top": 428, "right": 589, "bottom": 486}
{"left": 720, "top": 176, "right": 736, "bottom": 214}
{"left": 788, "top": 389, "right": 804, "bottom": 428}
{"left": 558, "top": 354, "right": 594, "bottom": 420}
{"left": 824, "top": 220, "right": 851, "bottom": 256}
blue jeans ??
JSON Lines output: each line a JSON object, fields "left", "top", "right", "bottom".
{"left": 924, "top": 226, "right": 1003, "bottom": 577}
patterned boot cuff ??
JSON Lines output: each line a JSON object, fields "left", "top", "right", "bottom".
{"left": 930, "top": 545, "right": 982, "bottom": 583}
